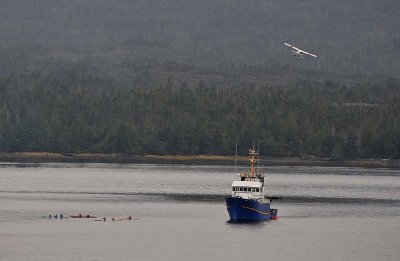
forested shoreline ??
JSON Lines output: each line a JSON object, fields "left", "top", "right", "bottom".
{"left": 0, "top": 73, "right": 399, "bottom": 159}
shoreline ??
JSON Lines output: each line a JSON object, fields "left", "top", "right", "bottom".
{"left": 0, "top": 152, "right": 399, "bottom": 169}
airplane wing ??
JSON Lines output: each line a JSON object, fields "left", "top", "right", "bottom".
{"left": 284, "top": 42, "right": 301, "bottom": 52}
{"left": 302, "top": 50, "right": 318, "bottom": 58}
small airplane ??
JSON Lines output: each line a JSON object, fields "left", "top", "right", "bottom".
{"left": 284, "top": 43, "right": 318, "bottom": 58}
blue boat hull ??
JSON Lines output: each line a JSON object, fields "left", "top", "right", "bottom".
{"left": 226, "top": 197, "right": 278, "bottom": 222}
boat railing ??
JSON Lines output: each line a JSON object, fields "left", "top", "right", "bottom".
{"left": 239, "top": 171, "right": 264, "bottom": 181}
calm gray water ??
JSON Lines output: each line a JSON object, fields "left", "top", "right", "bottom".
{"left": 0, "top": 163, "right": 399, "bottom": 261}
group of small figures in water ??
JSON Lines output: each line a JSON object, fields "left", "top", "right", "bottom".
{"left": 47, "top": 214, "right": 134, "bottom": 222}
{"left": 48, "top": 214, "right": 64, "bottom": 219}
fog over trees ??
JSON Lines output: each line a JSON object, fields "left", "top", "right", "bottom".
{"left": 0, "top": 0, "right": 399, "bottom": 158}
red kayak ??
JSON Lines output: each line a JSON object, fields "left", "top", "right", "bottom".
{"left": 70, "top": 214, "right": 97, "bottom": 218}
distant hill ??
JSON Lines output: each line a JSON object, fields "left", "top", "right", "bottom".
{"left": 0, "top": 0, "right": 399, "bottom": 83}
{"left": 0, "top": 1, "right": 399, "bottom": 158}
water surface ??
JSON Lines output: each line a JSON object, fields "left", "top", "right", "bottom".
{"left": 0, "top": 163, "right": 399, "bottom": 260}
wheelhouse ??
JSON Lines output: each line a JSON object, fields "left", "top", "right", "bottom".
{"left": 231, "top": 180, "right": 264, "bottom": 199}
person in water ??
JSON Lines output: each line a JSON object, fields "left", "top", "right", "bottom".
{"left": 48, "top": 214, "right": 52, "bottom": 219}
{"left": 60, "top": 214, "right": 63, "bottom": 219}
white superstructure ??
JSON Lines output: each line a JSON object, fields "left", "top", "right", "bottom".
{"left": 230, "top": 147, "right": 270, "bottom": 203}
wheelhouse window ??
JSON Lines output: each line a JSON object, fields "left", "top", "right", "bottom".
{"left": 235, "top": 187, "right": 261, "bottom": 192}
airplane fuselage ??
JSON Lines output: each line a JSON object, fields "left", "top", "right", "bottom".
{"left": 292, "top": 50, "right": 304, "bottom": 58}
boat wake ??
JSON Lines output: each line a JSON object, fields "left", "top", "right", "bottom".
{"left": 0, "top": 190, "right": 398, "bottom": 205}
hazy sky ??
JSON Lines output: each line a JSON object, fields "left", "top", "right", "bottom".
{"left": 0, "top": 0, "right": 399, "bottom": 77}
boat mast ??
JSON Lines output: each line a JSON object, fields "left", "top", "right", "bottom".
{"left": 257, "top": 141, "right": 260, "bottom": 168}
{"left": 249, "top": 144, "right": 258, "bottom": 177}
{"left": 235, "top": 136, "right": 238, "bottom": 173}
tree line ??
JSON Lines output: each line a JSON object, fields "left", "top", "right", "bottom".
{"left": 0, "top": 72, "right": 399, "bottom": 159}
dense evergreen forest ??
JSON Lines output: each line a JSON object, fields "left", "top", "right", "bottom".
{"left": 0, "top": 73, "right": 399, "bottom": 159}
{"left": 0, "top": 1, "right": 399, "bottom": 158}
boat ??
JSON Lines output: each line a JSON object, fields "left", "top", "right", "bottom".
{"left": 225, "top": 146, "right": 279, "bottom": 222}
{"left": 111, "top": 216, "right": 134, "bottom": 221}
{"left": 70, "top": 214, "right": 97, "bottom": 218}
